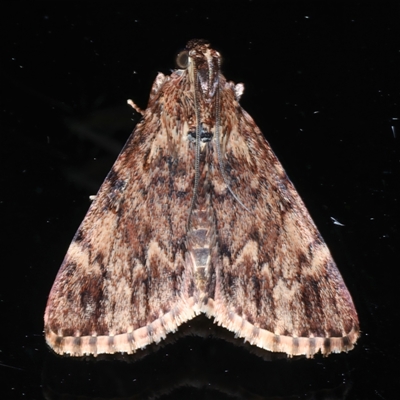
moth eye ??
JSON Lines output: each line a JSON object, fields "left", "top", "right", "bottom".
{"left": 176, "top": 50, "right": 189, "bottom": 69}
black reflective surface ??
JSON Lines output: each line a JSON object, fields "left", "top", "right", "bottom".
{"left": 1, "top": 2, "right": 399, "bottom": 399}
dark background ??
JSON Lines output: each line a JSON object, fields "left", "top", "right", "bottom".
{"left": 1, "top": 1, "right": 399, "bottom": 399}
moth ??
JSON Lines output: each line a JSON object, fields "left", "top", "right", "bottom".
{"left": 44, "top": 39, "right": 359, "bottom": 357}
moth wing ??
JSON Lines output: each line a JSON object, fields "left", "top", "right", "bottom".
{"left": 207, "top": 99, "right": 359, "bottom": 357}
{"left": 44, "top": 76, "right": 198, "bottom": 356}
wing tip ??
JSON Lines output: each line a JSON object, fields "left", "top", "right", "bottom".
{"left": 44, "top": 299, "right": 199, "bottom": 357}
{"left": 203, "top": 298, "right": 360, "bottom": 358}
{"left": 45, "top": 296, "right": 360, "bottom": 358}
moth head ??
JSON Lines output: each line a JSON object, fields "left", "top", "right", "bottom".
{"left": 178, "top": 39, "right": 221, "bottom": 99}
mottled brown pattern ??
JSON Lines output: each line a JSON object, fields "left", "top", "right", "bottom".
{"left": 44, "top": 39, "right": 359, "bottom": 357}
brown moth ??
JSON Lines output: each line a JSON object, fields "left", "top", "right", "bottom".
{"left": 44, "top": 39, "right": 359, "bottom": 357}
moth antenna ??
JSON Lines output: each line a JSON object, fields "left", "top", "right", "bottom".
{"left": 215, "top": 69, "right": 251, "bottom": 213}
{"left": 187, "top": 65, "right": 202, "bottom": 231}
{"left": 127, "top": 99, "right": 144, "bottom": 115}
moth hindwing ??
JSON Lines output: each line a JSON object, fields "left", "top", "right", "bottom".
{"left": 44, "top": 39, "right": 359, "bottom": 358}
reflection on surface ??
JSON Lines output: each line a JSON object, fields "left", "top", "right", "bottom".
{"left": 42, "top": 316, "right": 356, "bottom": 399}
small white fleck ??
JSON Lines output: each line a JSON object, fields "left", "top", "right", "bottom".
{"left": 331, "top": 217, "right": 345, "bottom": 226}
